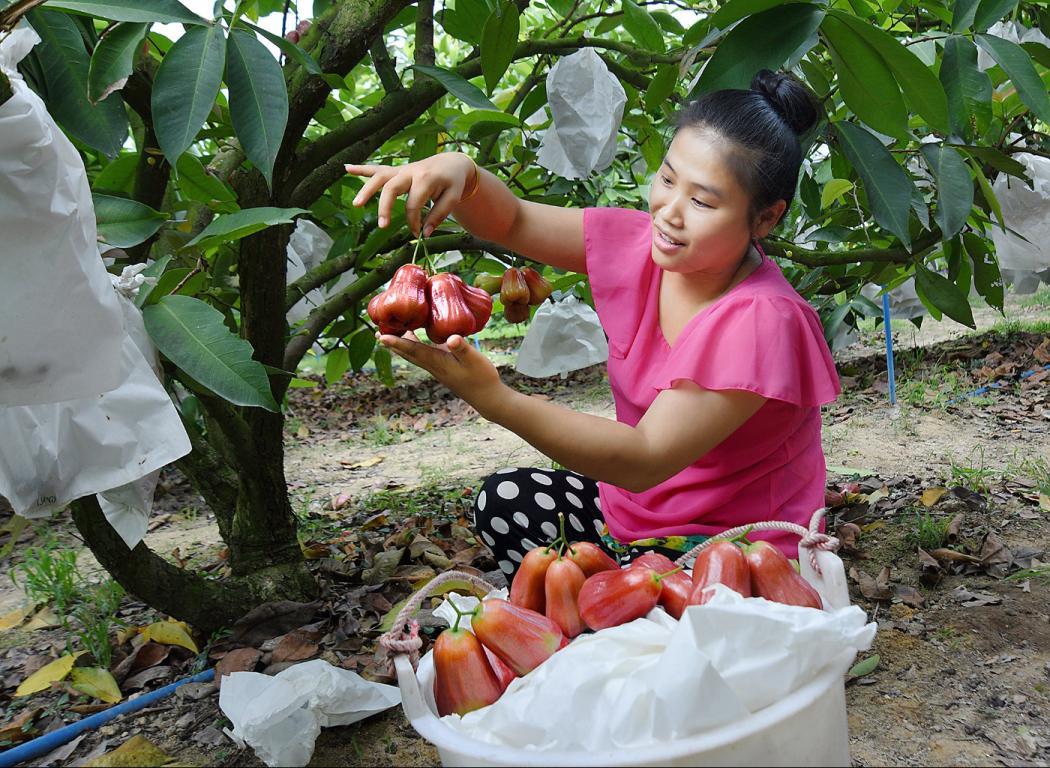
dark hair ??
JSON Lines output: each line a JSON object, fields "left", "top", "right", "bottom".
{"left": 674, "top": 69, "right": 821, "bottom": 229}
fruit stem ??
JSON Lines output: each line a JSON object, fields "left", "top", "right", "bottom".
{"left": 655, "top": 566, "right": 684, "bottom": 582}
{"left": 726, "top": 526, "right": 755, "bottom": 546}
{"left": 448, "top": 599, "right": 475, "bottom": 632}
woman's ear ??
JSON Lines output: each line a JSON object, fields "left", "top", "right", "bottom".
{"left": 753, "top": 200, "right": 787, "bottom": 239}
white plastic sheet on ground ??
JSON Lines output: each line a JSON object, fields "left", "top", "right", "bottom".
{"left": 0, "top": 25, "right": 125, "bottom": 406}
{"left": 219, "top": 659, "right": 402, "bottom": 767}
{"left": 537, "top": 48, "right": 626, "bottom": 180}
{"left": 515, "top": 294, "right": 609, "bottom": 378}
{"left": 990, "top": 152, "right": 1050, "bottom": 293}
{"left": 441, "top": 585, "right": 876, "bottom": 752}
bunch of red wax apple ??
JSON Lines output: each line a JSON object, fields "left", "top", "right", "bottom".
{"left": 433, "top": 515, "right": 823, "bottom": 717}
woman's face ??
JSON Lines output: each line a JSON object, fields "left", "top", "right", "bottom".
{"left": 648, "top": 127, "right": 781, "bottom": 277}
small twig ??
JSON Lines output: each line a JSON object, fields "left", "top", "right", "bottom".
{"left": 171, "top": 258, "right": 207, "bottom": 295}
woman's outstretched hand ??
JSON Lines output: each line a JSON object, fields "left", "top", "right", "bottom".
{"left": 376, "top": 331, "right": 506, "bottom": 416}
{"left": 346, "top": 153, "right": 475, "bottom": 238}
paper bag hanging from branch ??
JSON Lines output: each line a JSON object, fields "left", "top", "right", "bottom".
{"left": 515, "top": 295, "right": 609, "bottom": 378}
{"left": 537, "top": 48, "right": 627, "bottom": 180}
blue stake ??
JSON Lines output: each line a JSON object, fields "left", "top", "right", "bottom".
{"left": 882, "top": 291, "right": 897, "bottom": 406}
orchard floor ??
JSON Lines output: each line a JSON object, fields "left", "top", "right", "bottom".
{"left": 1, "top": 287, "right": 1049, "bottom": 767}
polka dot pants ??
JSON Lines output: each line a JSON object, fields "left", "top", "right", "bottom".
{"left": 472, "top": 467, "right": 680, "bottom": 579}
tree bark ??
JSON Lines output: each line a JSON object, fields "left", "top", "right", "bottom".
{"left": 0, "top": 71, "right": 11, "bottom": 106}
{"left": 71, "top": 496, "right": 316, "bottom": 636}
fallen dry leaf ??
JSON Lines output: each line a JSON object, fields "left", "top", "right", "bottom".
{"left": 945, "top": 513, "right": 964, "bottom": 544}
{"left": 271, "top": 630, "right": 320, "bottom": 664}
{"left": 849, "top": 566, "right": 893, "bottom": 601}
{"left": 928, "top": 548, "right": 982, "bottom": 564}
{"left": 949, "top": 586, "right": 1002, "bottom": 607}
{"left": 215, "top": 647, "right": 262, "bottom": 688}
{"left": 894, "top": 585, "right": 925, "bottom": 608}
{"left": 917, "top": 548, "right": 944, "bottom": 586}
{"left": 979, "top": 532, "right": 1013, "bottom": 578}
{"left": 85, "top": 734, "right": 172, "bottom": 767}
{"left": 920, "top": 487, "right": 948, "bottom": 507}
{"left": 836, "top": 523, "right": 862, "bottom": 554}
{"left": 0, "top": 707, "right": 41, "bottom": 743}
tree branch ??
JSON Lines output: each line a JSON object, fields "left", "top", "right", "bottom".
{"left": 369, "top": 38, "right": 402, "bottom": 93}
{"left": 762, "top": 229, "right": 943, "bottom": 267}
{"left": 0, "top": 70, "right": 11, "bottom": 106}
{"left": 414, "top": 0, "right": 435, "bottom": 67}
{"left": 0, "top": 0, "right": 46, "bottom": 31}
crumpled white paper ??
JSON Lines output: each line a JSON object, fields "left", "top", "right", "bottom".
{"left": 990, "top": 152, "right": 1050, "bottom": 292}
{"left": 432, "top": 587, "right": 509, "bottom": 632}
{"left": 219, "top": 659, "right": 402, "bottom": 767}
{"left": 537, "top": 48, "right": 626, "bottom": 179}
{"left": 515, "top": 295, "right": 609, "bottom": 378}
{"left": 442, "top": 585, "right": 875, "bottom": 752}
{"left": 0, "top": 24, "right": 125, "bottom": 406}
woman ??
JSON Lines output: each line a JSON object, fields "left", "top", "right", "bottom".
{"left": 346, "top": 69, "right": 840, "bottom": 577}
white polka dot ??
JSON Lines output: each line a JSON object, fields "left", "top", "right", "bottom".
{"left": 535, "top": 492, "right": 556, "bottom": 510}
{"left": 568, "top": 514, "right": 584, "bottom": 532}
{"left": 531, "top": 472, "right": 553, "bottom": 486}
{"left": 521, "top": 538, "right": 539, "bottom": 550}
{"left": 496, "top": 467, "right": 517, "bottom": 475}
{"left": 565, "top": 492, "right": 583, "bottom": 508}
{"left": 513, "top": 511, "right": 530, "bottom": 528}
{"left": 496, "top": 481, "right": 520, "bottom": 500}
{"left": 593, "top": 519, "right": 604, "bottom": 535}
{"left": 566, "top": 475, "right": 585, "bottom": 490}
{"left": 541, "top": 521, "right": 558, "bottom": 538}
{"left": 499, "top": 560, "right": 514, "bottom": 574}
{"left": 491, "top": 516, "right": 509, "bottom": 534}
{"left": 593, "top": 496, "right": 601, "bottom": 510}
{"left": 481, "top": 531, "right": 496, "bottom": 547}
{"left": 477, "top": 490, "right": 487, "bottom": 511}
{"left": 508, "top": 549, "right": 523, "bottom": 563}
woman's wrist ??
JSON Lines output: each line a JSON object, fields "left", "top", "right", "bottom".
{"left": 458, "top": 154, "right": 481, "bottom": 203}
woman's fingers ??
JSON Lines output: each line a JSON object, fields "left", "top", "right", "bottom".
{"left": 421, "top": 186, "right": 459, "bottom": 238}
{"left": 375, "top": 171, "right": 413, "bottom": 228}
{"left": 348, "top": 165, "right": 391, "bottom": 208}
{"left": 405, "top": 179, "right": 438, "bottom": 237}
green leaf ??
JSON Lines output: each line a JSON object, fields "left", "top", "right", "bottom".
{"left": 951, "top": 144, "right": 1029, "bottom": 181}
{"left": 186, "top": 206, "right": 308, "bottom": 250}
{"left": 827, "top": 11, "right": 949, "bottom": 135}
{"left": 145, "top": 267, "right": 208, "bottom": 303}
{"left": 440, "top": 0, "right": 491, "bottom": 45}
{"left": 644, "top": 64, "right": 678, "bottom": 114}
{"left": 143, "top": 296, "right": 279, "bottom": 410}
{"left": 225, "top": 29, "right": 288, "bottom": 189}
{"left": 919, "top": 144, "right": 973, "bottom": 240}
{"left": 622, "top": 0, "right": 665, "bottom": 52}
{"left": 92, "top": 154, "right": 139, "bottom": 195}
{"left": 480, "top": 0, "right": 520, "bottom": 94}
{"left": 968, "top": 156, "right": 1003, "bottom": 227}
{"left": 25, "top": 9, "right": 128, "bottom": 157}
{"left": 708, "top": 0, "right": 791, "bottom": 33}
{"left": 47, "top": 0, "right": 206, "bottom": 24}
{"left": 972, "top": 0, "right": 1018, "bottom": 33}
{"left": 93, "top": 193, "right": 167, "bottom": 247}
{"left": 694, "top": 3, "right": 824, "bottom": 95}
{"left": 821, "top": 13, "right": 909, "bottom": 140}
{"left": 914, "top": 264, "right": 975, "bottom": 328}
{"left": 174, "top": 153, "right": 237, "bottom": 208}
{"left": 820, "top": 178, "right": 854, "bottom": 208}
{"left": 88, "top": 22, "right": 149, "bottom": 103}
{"left": 449, "top": 109, "right": 521, "bottom": 141}
{"left": 374, "top": 346, "right": 394, "bottom": 386}
{"left": 347, "top": 328, "right": 376, "bottom": 371}
{"left": 70, "top": 667, "right": 121, "bottom": 704}
{"left": 963, "top": 231, "right": 1003, "bottom": 312}
{"left": 239, "top": 19, "right": 322, "bottom": 75}
{"left": 975, "top": 34, "right": 1050, "bottom": 124}
{"left": 152, "top": 24, "right": 227, "bottom": 164}
{"left": 940, "top": 36, "right": 993, "bottom": 141}
{"left": 411, "top": 65, "right": 498, "bottom": 110}
{"left": 325, "top": 347, "right": 350, "bottom": 386}
{"left": 848, "top": 654, "right": 880, "bottom": 679}
{"left": 833, "top": 121, "right": 913, "bottom": 249}
{"left": 951, "top": 0, "right": 980, "bottom": 31}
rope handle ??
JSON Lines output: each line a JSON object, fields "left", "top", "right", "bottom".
{"left": 673, "top": 508, "right": 839, "bottom": 575}
{"left": 378, "top": 569, "right": 498, "bottom": 674}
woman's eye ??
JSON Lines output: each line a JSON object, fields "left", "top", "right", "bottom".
{"left": 661, "top": 175, "right": 672, "bottom": 185}
{"left": 692, "top": 199, "right": 708, "bottom": 208}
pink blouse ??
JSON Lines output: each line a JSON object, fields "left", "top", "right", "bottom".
{"left": 584, "top": 207, "right": 841, "bottom": 557}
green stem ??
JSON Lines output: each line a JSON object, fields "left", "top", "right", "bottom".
{"left": 449, "top": 599, "right": 472, "bottom": 632}
{"left": 655, "top": 566, "right": 684, "bottom": 582}
{"left": 726, "top": 526, "right": 755, "bottom": 546}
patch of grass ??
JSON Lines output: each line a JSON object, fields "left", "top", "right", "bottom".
{"left": 947, "top": 447, "right": 996, "bottom": 494}
{"left": 1017, "top": 286, "right": 1050, "bottom": 310}
{"left": 907, "top": 507, "right": 950, "bottom": 550}
{"left": 362, "top": 414, "right": 401, "bottom": 447}
{"left": 1006, "top": 565, "right": 1050, "bottom": 585}
{"left": 1017, "top": 455, "right": 1050, "bottom": 495}
{"left": 72, "top": 580, "right": 126, "bottom": 668}
{"left": 9, "top": 533, "right": 84, "bottom": 615}
{"left": 989, "top": 317, "right": 1050, "bottom": 335}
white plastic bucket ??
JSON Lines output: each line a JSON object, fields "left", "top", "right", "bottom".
{"left": 394, "top": 548, "right": 857, "bottom": 767}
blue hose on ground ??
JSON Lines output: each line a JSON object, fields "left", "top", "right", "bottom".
{"left": 948, "top": 363, "right": 1050, "bottom": 404}
{"left": 0, "top": 668, "right": 215, "bottom": 768}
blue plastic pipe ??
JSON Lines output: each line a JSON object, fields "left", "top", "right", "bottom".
{"left": 0, "top": 668, "right": 215, "bottom": 768}
{"left": 882, "top": 292, "right": 897, "bottom": 406}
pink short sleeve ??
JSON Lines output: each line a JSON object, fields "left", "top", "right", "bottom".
{"left": 654, "top": 295, "right": 841, "bottom": 406}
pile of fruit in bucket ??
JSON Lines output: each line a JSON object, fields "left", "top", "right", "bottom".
{"left": 434, "top": 515, "right": 823, "bottom": 717}
{"left": 367, "top": 259, "right": 552, "bottom": 342}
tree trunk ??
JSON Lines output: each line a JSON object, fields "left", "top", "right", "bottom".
{"left": 70, "top": 496, "right": 317, "bottom": 636}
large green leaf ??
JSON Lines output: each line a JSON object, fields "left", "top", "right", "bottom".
{"left": 622, "top": 0, "right": 665, "bottom": 52}
{"left": 833, "top": 122, "right": 914, "bottom": 249}
{"left": 951, "top": 144, "right": 1029, "bottom": 181}
{"left": 47, "top": 0, "right": 206, "bottom": 24}
{"left": 411, "top": 64, "right": 498, "bottom": 110}
{"left": 919, "top": 144, "right": 973, "bottom": 240}
{"left": 239, "top": 19, "right": 322, "bottom": 75}
{"left": 940, "top": 36, "right": 993, "bottom": 141}
{"left": 644, "top": 63, "right": 678, "bottom": 113}
{"left": 972, "top": 0, "right": 1018, "bottom": 33}
{"left": 480, "top": 0, "right": 520, "bottom": 94}
{"left": 708, "top": 0, "right": 793, "bottom": 32}
{"left": 439, "top": 0, "right": 491, "bottom": 45}
{"left": 93, "top": 193, "right": 167, "bottom": 247}
{"left": 951, "top": 0, "right": 980, "bottom": 31}
{"left": 25, "top": 9, "right": 128, "bottom": 157}
{"left": 449, "top": 109, "right": 521, "bottom": 140}
{"left": 694, "top": 3, "right": 824, "bottom": 95}
{"left": 174, "top": 154, "right": 238, "bottom": 210}
{"left": 975, "top": 33, "right": 1050, "bottom": 124}
{"left": 821, "top": 13, "right": 910, "bottom": 140}
{"left": 913, "top": 264, "right": 975, "bottom": 327}
{"left": 963, "top": 231, "right": 1003, "bottom": 312}
{"left": 88, "top": 22, "right": 149, "bottom": 103}
{"left": 152, "top": 24, "right": 227, "bottom": 164}
{"left": 225, "top": 29, "right": 288, "bottom": 189}
{"left": 827, "top": 11, "right": 949, "bottom": 135}
{"left": 185, "top": 206, "right": 308, "bottom": 250}
{"left": 143, "top": 296, "right": 279, "bottom": 411}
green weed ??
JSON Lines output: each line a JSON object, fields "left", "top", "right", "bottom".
{"left": 1018, "top": 286, "right": 1050, "bottom": 310}
{"left": 9, "top": 534, "right": 84, "bottom": 616}
{"left": 947, "top": 447, "right": 996, "bottom": 493}
{"left": 362, "top": 415, "right": 400, "bottom": 447}
{"left": 907, "top": 508, "right": 950, "bottom": 550}
{"left": 72, "top": 580, "right": 125, "bottom": 669}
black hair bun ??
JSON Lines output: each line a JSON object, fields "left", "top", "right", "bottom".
{"left": 750, "top": 69, "right": 819, "bottom": 137}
